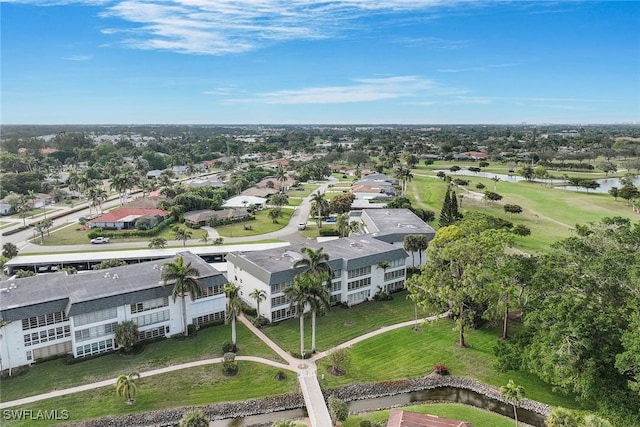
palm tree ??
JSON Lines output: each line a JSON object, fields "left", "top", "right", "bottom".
{"left": 148, "top": 237, "right": 167, "bottom": 248}
{"left": 224, "top": 283, "right": 242, "bottom": 347}
{"left": 249, "top": 288, "right": 267, "bottom": 319}
{"left": 275, "top": 166, "right": 287, "bottom": 193}
{"left": 307, "top": 275, "right": 331, "bottom": 353}
{"left": 500, "top": 380, "right": 525, "bottom": 426}
{"left": 284, "top": 274, "right": 314, "bottom": 357}
{"left": 310, "top": 192, "right": 329, "bottom": 228}
{"left": 336, "top": 213, "right": 350, "bottom": 237}
{"left": 293, "top": 247, "right": 332, "bottom": 277}
{"left": 377, "top": 260, "right": 391, "bottom": 293}
{"left": 199, "top": 231, "right": 210, "bottom": 246}
{"left": 87, "top": 186, "right": 108, "bottom": 216}
{"left": 180, "top": 410, "right": 209, "bottom": 427}
{"left": 116, "top": 372, "right": 140, "bottom": 403}
{"left": 173, "top": 226, "right": 192, "bottom": 247}
{"left": 161, "top": 256, "right": 202, "bottom": 337}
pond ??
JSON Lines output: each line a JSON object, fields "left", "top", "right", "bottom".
{"left": 435, "top": 169, "right": 640, "bottom": 194}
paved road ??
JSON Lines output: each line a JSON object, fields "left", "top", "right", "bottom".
{"left": 7, "top": 177, "right": 337, "bottom": 255}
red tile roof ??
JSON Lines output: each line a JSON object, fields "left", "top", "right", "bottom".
{"left": 90, "top": 208, "right": 168, "bottom": 223}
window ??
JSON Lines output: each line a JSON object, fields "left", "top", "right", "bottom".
{"left": 73, "top": 307, "right": 117, "bottom": 327}
{"left": 347, "top": 277, "right": 371, "bottom": 291}
{"left": 332, "top": 269, "right": 342, "bottom": 279}
{"left": 271, "top": 295, "right": 288, "bottom": 308}
{"left": 194, "top": 285, "right": 224, "bottom": 300}
{"left": 347, "top": 266, "right": 371, "bottom": 279}
{"left": 26, "top": 351, "right": 32, "bottom": 361}
{"left": 384, "top": 269, "right": 404, "bottom": 281}
{"left": 271, "top": 281, "right": 291, "bottom": 294}
{"left": 22, "top": 312, "right": 68, "bottom": 330}
{"left": 390, "top": 258, "right": 405, "bottom": 268}
{"left": 130, "top": 296, "right": 169, "bottom": 314}
{"left": 138, "top": 326, "right": 168, "bottom": 341}
{"left": 132, "top": 309, "right": 170, "bottom": 327}
{"left": 348, "top": 290, "right": 369, "bottom": 306}
{"left": 24, "top": 325, "right": 71, "bottom": 346}
{"left": 331, "top": 281, "right": 342, "bottom": 292}
{"left": 387, "top": 280, "right": 405, "bottom": 292}
{"left": 76, "top": 339, "right": 114, "bottom": 357}
{"left": 271, "top": 308, "right": 291, "bottom": 322}
{"left": 193, "top": 311, "right": 224, "bottom": 327}
{"left": 74, "top": 322, "right": 117, "bottom": 343}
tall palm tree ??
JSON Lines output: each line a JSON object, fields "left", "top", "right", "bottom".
{"left": 161, "top": 256, "right": 202, "bottom": 337}
{"left": 293, "top": 247, "right": 332, "bottom": 277}
{"left": 275, "top": 166, "right": 287, "bottom": 193}
{"left": 249, "top": 288, "right": 267, "bottom": 319}
{"left": 284, "top": 274, "right": 314, "bottom": 357}
{"left": 116, "top": 372, "right": 140, "bottom": 403}
{"left": 173, "top": 226, "right": 192, "bottom": 247}
{"left": 87, "top": 186, "right": 108, "bottom": 216}
{"left": 307, "top": 275, "right": 331, "bottom": 353}
{"left": 224, "top": 283, "right": 242, "bottom": 346}
{"left": 310, "top": 192, "right": 329, "bottom": 228}
{"left": 500, "top": 380, "right": 525, "bottom": 427}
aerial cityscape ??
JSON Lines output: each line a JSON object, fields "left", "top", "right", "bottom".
{"left": 1, "top": 1, "right": 639, "bottom": 427}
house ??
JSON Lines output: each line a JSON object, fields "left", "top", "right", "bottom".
{"left": 184, "top": 209, "right": 250, "bottom": 226}
{"left": 463, "top": 151, "right": 489, "bottom": 160}
{"left": 146, "top": 169, "right": 163, "bottom": 179}
{"left": 226, "top": 236, "right": 408, "bottom": 323}
{"left": 90, "top": 208, "right": 169, "bottom": 230}
{"left": 29, "top": 193, "right": 54, "bottom": 209}
{"left": 223, "top": 195, "right": 267, "bottom": 209}
{"left": 0, "top": 199, "right": 13, "bottom": 215}
{"left": 353, "top": 173, "right": 397, "bottom": 196}
{"left": 386, "top": 409, "right": 473, "bottom": 427}
{"left": 0, "top": 252, "right": 227, "bottom": 372}
{"left": 187, "top": 177, "right": 225, "bottom": 188}
{"left": 357, "top": 209, "right": 436, "bottom": 268}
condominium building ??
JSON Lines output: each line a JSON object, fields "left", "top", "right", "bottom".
{"left": 226, "top": 236, "right": 409, "bottom": 323}
{"left": 0, "top": 252, "right": 226, "bottom": 373}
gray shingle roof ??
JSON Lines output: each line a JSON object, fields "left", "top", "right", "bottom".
{"left": 0, "top": 252, "right": 225, "bottom": 321}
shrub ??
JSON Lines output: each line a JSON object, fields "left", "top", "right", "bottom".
{"left": 328, "top": 395, "right": 349, "bottom": 423}
{"left": 319, "top": 228, "right": 340, "bottom": 237}
{"left": 213, "top": 237, "right": 224, "bottom": 245}
{"left": 222, "top": 341, "right": 237, "bottom": 353}
{"left": 223, "top": 352, "right": 236, "bottom": 362}
{"left": 360, "top": 421, "right": 372, "bottom": 427}
{"left": 372, "top": 286, "right": 392, "bottom": 301}
{"left": 222, "top": 361, "right": 238, "bottom": 376}
{"left": 290, "top": 351, "right": 312, "bottom": 359}
{"left": 434, "top": 364, "right": 449, "bottom": 375}
{"left": 187, "top": 324, "right": 196, "bottom": 336}
{"left": 274, "top": 370, "right": 287, "bottom": 381}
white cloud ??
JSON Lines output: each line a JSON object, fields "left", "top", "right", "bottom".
{"left": 438, "top": 63, "right": 517, "bottom": 73}
{"left": 8, "top": 0, "right": 483, "bottom": 55}
{"left": 230, "top": 75, "right": 460, "bottom": 104}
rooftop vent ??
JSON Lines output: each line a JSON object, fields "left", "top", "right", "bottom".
{"left": 350, "top": 242, "right": 363, "bottom": 248}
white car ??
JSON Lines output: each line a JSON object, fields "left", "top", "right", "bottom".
{"left": 90, "top": 237, "right": 110, "bottom": 244}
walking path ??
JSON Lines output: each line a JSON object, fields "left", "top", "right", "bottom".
{"left": 0, "top": 311, "right": 448, "bottom": 427}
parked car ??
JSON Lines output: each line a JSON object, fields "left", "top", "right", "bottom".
{"left": 298, "top": 223, "right": 307, "bottom": 230}
{"left": 90, "top": 237, "right": 110, "bottom": 244}
{"left": 326, "top": 217, "right": 337, "bottom": 223}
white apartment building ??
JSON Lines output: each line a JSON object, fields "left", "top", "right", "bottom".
{"left": 226, "top": 236, "right": 409, "bottom": 323}
{"left": 0, "top": 252, "right": 226, "bottom": 373}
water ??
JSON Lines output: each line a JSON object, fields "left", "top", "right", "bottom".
{"left": 347, "top": 387, "right": 546, "bottom": 426}
{"left": 435, "top": 169, "right": 640, "bottom": 194}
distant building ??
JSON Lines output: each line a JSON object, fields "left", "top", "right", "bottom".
{"left": 223, "top": 195, "right": 267, "bottom": 209}
{"left": 90, "top": 208, "right": 169, "bottom": 230}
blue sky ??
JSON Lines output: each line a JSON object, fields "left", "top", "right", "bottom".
{"left": 1, "top": 1, "right": 639, "bottom": 124}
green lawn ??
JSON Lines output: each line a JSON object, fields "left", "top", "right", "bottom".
{"left": 262, "top": 291, "right": 431, "bottom": 354}
{"left": 0, "top": 221, "right": 14, "bottom": 229}
{"left": 316, "top": 318, "right": 582, "bottom": 410}
{"left": 344, "top": 403, "right": 518, "bottom": 427}
{"left": 287, "top": 183, "right": 320, "bottom": 198}
{"left": 4, "top": 362, "right": 298, "bottom": 426}
{"left": 1, "top": 323, "right": 284, "bottom": 402}
{"left": 215, "top": 208, "right": 293, "bottom": 237}
{"left": 408, "top": 171, "right": 637, "bottom": 253}
{"left": 39, "top": 222, "right": 179, "bottom": 246}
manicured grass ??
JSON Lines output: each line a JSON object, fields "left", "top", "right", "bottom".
{"left": 344, "top": 403, "right": 517, "bottom": 427}
{"left": 40, "top": 222, "right": 178, "bottom": 246}
{"left": 287, "top": 183, "right": 320, "bottom": 198}
{"left": 408, "top": 170, "right": 637, "bottom": 253}
{"left": 316, "top": 318, "right": 583, "bottom": 410}
{"left": 262, "top": 291, "right": 430, "bottom": 354}
{"left": 5, "top": 362, "right": 298, "bottom": 426}
{"left": 287, "top": 197, "right": 303, "bottom": 206}
{"left": 1, "top": 323, "right": 284, "bottom": 402}
{"left": 0, "top": 221, "right": 14, "bottom": 229}
{"left": 214, "top": 208, "right": 293, "bottom": 237}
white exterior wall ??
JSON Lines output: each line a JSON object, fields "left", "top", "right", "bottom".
{"left": 0, "top": 292, "right": 226, "bottom": 372}
{"left": 227, "top": 260, "right": 272, "bottom": 320}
